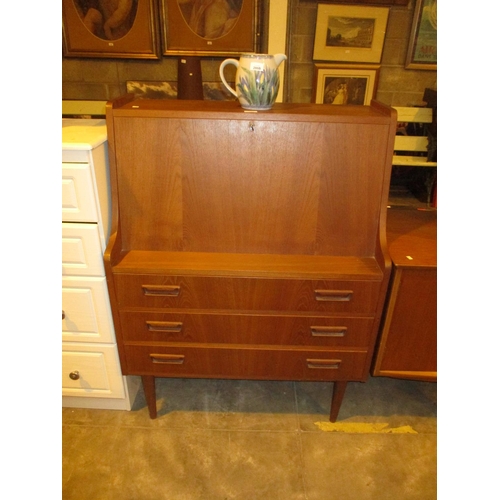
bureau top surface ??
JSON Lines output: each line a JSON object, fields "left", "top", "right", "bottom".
{"left": 108, "top": 98, "right": 394, "bottom": 124}
{"left": 62, "top": 119, "right": 107, "bottom": 150}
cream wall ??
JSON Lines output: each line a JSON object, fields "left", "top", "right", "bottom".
{"left": 268, "top": 0, "right": 288, "bottom": 102}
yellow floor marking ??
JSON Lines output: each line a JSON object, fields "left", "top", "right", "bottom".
{"left": 314, "top": 422, "right": 418, "bottom": 434}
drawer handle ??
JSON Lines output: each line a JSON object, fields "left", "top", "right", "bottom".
{"left": 310, "top": 326, "right": 347, "bottom": 337}
{"left": 69, "top": 370, "right": 80, "bottom": 380}
{"left": 314, "top": 290, "right": 353, "bottom": 302}
{"left": 146, "top": 321, "right": 183, "bottom": 333}
{"left": 142, "top": 285, "right": 180, "bottom": 297}
{"left": 150, "top": 354, "right": 185, "bottom": 365}
{"left": 306, "top": 359, "right": 342, "bottom": 370}
{"left": 62, "top": 310, "right": 65, "bottom": 320}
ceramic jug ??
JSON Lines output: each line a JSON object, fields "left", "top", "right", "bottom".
{"left": 219, "top": 53, "right": 287, "bottom": 111}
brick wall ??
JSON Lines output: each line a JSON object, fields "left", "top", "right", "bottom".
{"left": 288, "top": 0, "right": 436, "bottom": 106}
{"left": 62, "top": 0, "right": 436, "bottom": 106}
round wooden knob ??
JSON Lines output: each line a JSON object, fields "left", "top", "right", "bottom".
{"left": 69, "top": 371, "right": 80, "bottom": 380}
{"left": 62, "top": 310, "right": 65, "bottom": 320}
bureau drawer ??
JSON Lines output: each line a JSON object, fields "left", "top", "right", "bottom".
{"left": 63, "top": 276, "right": 115, "bottom": 343}
{"left": 62, "top": 343, "right": 125, "bottom": 398}
{"left": 62, "top": 162, "right": 98, "bottom": 223}
{"left": 124, "top": 345, "right": 368, "bottom": 381}
{"left": 119, "top": 311, "right": 374, "bottom": 348}
{"left": 62, "top": 223, "right": 104, "bottom": 276}
{"left": 114, "top": 274, "right": 381, "bottom": 313}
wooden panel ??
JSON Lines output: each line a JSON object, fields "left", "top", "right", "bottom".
{"left": 113, "top": 251, "right": 383, "bottom": 279}
{"left": 113, "top": 117, "right": 391, "bottom": 257}
{"left": 114, "top": 274, "right": 382, "bottom": 313}
{"left": 394, "top": 136, "right": 429, "bottom": 153}
{"left": 112, "top": 99, "right": 395, "bottom": 124}
{"left": 394, "top": 107, "right": 433, "bottom": 123}
{"left": 124, "top": 345, "right": 368, "bottom": 380}
{"left": 181, "top": 120, "right": 322, "bottom": 254}
{"left": 120, "top": 311, "right": 374, "bottom": 348}
{"left": 63, "top": 100, "right": 107, "bottom": 117}
{"left": 317, "top": 123, "right": 390, "bottom": 256}
{"left": 375, "top": 269, "right": 436, "bottom": 376}
{"left": 114, "top": 117, "right": 184, "bottom": 251}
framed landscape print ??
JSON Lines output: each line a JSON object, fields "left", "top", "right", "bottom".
{"left": 313, "top": 4, "right": 389, "bottom": 63}
{"left": 62, "top": 0, "right": 161, "bottom": 59}
{"left": 160, "top": 0, "right": 259, "bottom": 56}
{"left": 405, "top": 0, "right": 437, "bottom": 69}
{"left": 312, "top": 64, "right": 380, "bottom": 105}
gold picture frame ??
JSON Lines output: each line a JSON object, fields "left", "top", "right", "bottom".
{"left": 160, "top": 0, "right": 259, "bottom": 56}
{"left": 313, "top": 4, "right": 389, "bottom": 63}
{"left": 62, "top": 0, "right": 161, "bottom": 59}
{"left": 312, "top": 64, "right": 380, "bottom": 105}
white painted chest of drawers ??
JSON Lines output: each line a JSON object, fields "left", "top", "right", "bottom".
{"left": 62, "top": 119, "right": 139, "bottom": 409}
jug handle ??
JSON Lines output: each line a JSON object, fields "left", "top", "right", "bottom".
{"left": 219, "top": 59, "right": 239, "bottom": 98}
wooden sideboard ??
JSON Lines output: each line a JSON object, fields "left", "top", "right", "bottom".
{"left": 104, "top": 96, "right": 397, "bottom": 421}
{"left": 372, "top": 208, "right": 437, "bottom": 381}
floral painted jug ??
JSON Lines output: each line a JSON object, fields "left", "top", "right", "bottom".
{"left": 219, "top": 53, "right": 287, "bottom": 111}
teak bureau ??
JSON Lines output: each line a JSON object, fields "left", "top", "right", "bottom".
{"left": 104, "top": 96, "right": 397, "bottom": 421}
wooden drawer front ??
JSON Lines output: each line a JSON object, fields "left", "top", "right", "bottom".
{"left": 120, "top": 311, "right": 373, "bottom": 348}
{"left": 62, "top": 223, "right": 104, "bottom": 276}
{"left": 124, "top": 345, "right": 368, "bottom": 381}
{"left": 62, "top": 162, "right": 98, "bottom": 223}
{"left": 114, "top": 275, "right": 381, "bottom": 313}
{"left": 62, "top": 277, "right": 115, "bottom": 343}
{"left": 62, "top": 343, "right": 125, "bottom": 398}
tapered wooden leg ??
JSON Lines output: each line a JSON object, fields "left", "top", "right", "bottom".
{"left": 141, "top": 376, "right": 157, "bottom": 419}
{"left": 329, "top": 381, "right": 348, "bottom": 422}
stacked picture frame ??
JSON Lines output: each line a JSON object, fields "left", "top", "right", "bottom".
{"left": 312, "top": 1, "right": 436, "bottom": 106}
{"left": 62, "top": 0, "right": 260, "bottom": 59}
{"left": 312, "top": 3, "right": 388, "bottom": 106}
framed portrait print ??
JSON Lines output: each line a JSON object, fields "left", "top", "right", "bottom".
{"left": 62, "top": 0, "right": 161, "bottom": 59}
{"left": 313, "top": 4, "right": 389, "bottom": 63}
{"left": 160, "top": 0, "right": 259, "bottom": 56}
{"left": 312, "top": 64, "right": 380, "bottom": 105}
{"left": 405, "top": 0, "right": 437, "bottom": 70}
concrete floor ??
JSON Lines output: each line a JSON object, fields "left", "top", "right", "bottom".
{"left": 62, "top": 376, "right": 437, "bottom": 499}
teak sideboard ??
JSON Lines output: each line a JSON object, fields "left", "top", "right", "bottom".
{"left": 372, "top": 208, "right": 437, "bottom": 381}
{"left": 104, "top": 96, "right": 397, "bottom": 421}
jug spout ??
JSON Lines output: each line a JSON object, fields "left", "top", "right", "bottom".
{"left": 273, "top": 53, "right": 287, "bottom": 67}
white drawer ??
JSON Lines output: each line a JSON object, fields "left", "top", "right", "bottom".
{"left": 62, "top": 343, "right": 125, "bottom": 399}
{"left": 62, "top": 223, "right": 104, "bottom": 276}
{"left": 62, "top": 162, "right": 98, "bottom": 223}
{"left": 62, "top": 276, "right": 115, "bottom": 343}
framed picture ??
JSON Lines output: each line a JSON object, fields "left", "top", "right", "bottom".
{"left": 126, "top": 80, "right": 234, "bottom": 100}
{"left": 405, "top": 0, "right": 437, "bottom": 70}
{"left": 312, "top": 64, "right": 380, "bottom": 105}
{"left": 62, "top": 0, "right": 161, "bottom": 59}
{"left": 160, "top": 0, "right": 259, "bottom": 56}
{"left": 313, "top": 4, "right": 389, "bottom": 63}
